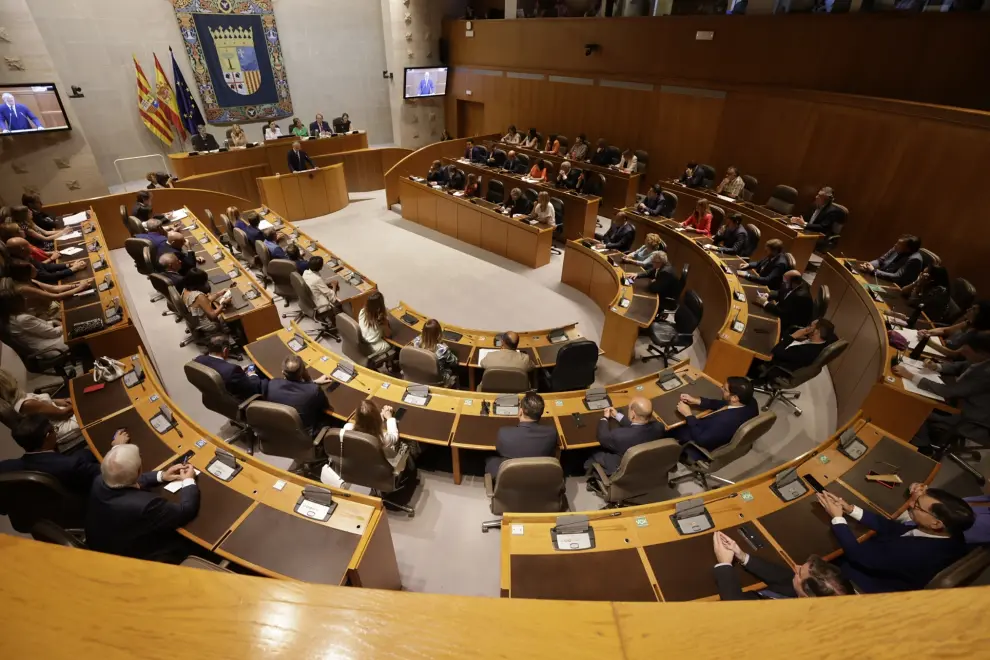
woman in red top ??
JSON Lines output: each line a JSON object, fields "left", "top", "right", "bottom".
{"left": 0, "top": 221, "right": 54, "bottom": 263}
{"left": 543, "top": 136, "right": 561, "bottom": 155}
{"left": 681, "top": 199, "right": 712, "bottom": 236}
{"left": 529, "top": 159, "right": 548, "bottom": 182}
{"left": 463, "top": 174, "right": 479, "bottom": 198}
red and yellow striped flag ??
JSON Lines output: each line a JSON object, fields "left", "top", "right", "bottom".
{"left": 134, "top": 55, "right": 173, "bottom": 146}
{"left": 153, "top": 52, "right": 186, "bottom": 142}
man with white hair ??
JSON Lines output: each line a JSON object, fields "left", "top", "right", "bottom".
{"left": 0, "top": 92, "right": 43, "bottom": 132}
{"left": 85, "top": 443, "right": 200, "bottom": 564}
{"left": 159, "top": 230, "right": 201, "bottom": 273}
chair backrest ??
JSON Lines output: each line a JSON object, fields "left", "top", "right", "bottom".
{"left": 555, "top": 135, "right": 569, "bottom": 149}
{"left": 950, "top": 278, "right": 976, "bottom": 319}
{"left": 705, "top": 411, "right": 777, "bottom": 472}
{"left": 633, "top": 150, "right": 648, "bottom": 172}
{"left": 399, "top": 345, "right": 443, "bottom": 386}
{"left": 524, "top": 188, "right": 539, "bottom": 206}
{"left": 245, "top": 401, "right": 318, "bottom": 460}
{"left": 663, "top": 190, "right": 678, "bottom": 216}
{"left": 126, "top": 215, "right": 144, "bottom": 237}
{"left": 699, "top": 164, "right": 716, "bottom": 188}
{"left": 925, "top": 547, "right": 990, "bottom": 589}
{"left": 119, "top": 204, "right": 128, "bottom": 226}
{"left": 588, "top": 173, "right": 606, "bottom": 197}
{"left": 255, "top": 240, "right": 272, "bottom": 272}
{"left": 549, "top": 198, "right": 565, "bottom": 227}
{"left": 709, "top": 204, "right": 725, "bottom": 236}
{"left": 291, "top": 271, "right": 318, "bottom": 319}
{"left": 184, "top": 360, "right": 241, "bottom": 421}
{"left": 674, "top": 290, "right": 704, "bottom": 339}
{"left": 220, "top": 213, "right": 237, "bottom": 244}
{"left": 784, "top": 253, "right": 796, "bottom": 270}
{"left": 919, "top": 248, "right": 941, "bottom": 268}
{"left": 332, "top": 117, "right": 347, "bottom": 132}
{"left": 777, "top": 339, "right": 849, "bottom": 388}
{"left": 148, "top": 273, "right": 178, "bottom": 311}
{"left": 323, "top": 429, "right": 398, "bottom": 492}
{"left": 479, "top": 367, "right": 531, "bottom": 393}
{"left": 830, "top": 203, "right": 849, "bottom": 237}
{"left": 233, "top": 227, "right": 257, "bottom": 260}
{"left": 742, "top": 224, "right": 761, "bottom": 257}
{"left": 0, "top": 471, "right": 85, "bottom": 533}
{"left": 673, "top": 263, "right": 690, "bottom": 301}
{"left": 490, "top": 148, "right": 507, "bottom": 167}
{"left": 606, "top": 439, "right": 682, "bottom": 504}
{"left": 267, "top": 259, "right": 298, "bottom": 300}
{"left": 516, "top": 153, "right": 530, "bottom": 169}
{"left": 740, "top": 174, "right": 758, "bottom": 201}
{"left": 549, "top": 340, "right": 599, "bottom": 391}
{"left": 814, "top": 285, "right": 830, "bottom": 320}
{"left": 491, "top": 458, "right": 567, "bottom": 514}
{"left": 203, "top": 208, "right": 219, "bottom": 236}
{"left": 765, "top": 185, "right": 798, "bottom": 214}
{"left": 604, "top": 145, "right": 621, "bottom": 165}
{"left": 486, "top": 179, "right": 505, "bottom": 204}
{"left": 337, "top": 313, "right": 377, "bottom": 366}
{"left": 124, "top": 238, "right": 154, "bottom": 275}
{"left": 30, "top": 519, "right": 85, "bottom": 548}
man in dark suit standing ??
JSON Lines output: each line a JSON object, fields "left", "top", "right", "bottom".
{"left": 287, "top": 141, "right": 316, "bottom": 172}
{"left": 633, "top": 251, "right": 680, "bottom": 301}
{"left": 485, "top": 392, "right": 558, "bottom": 481}
{"left": 819, "top": 484, "right": 974, "bottom": 593}
{"left": 309, "top": 113, "right": 332, "bottom": 137}
{"left": 190, "top": 124, "right": 220, "bottom": 151}
{"left": 711, "top": 213, "right": 750, "bottom": 256}
{"left": 756, "top": 270, "right": 814, "bottom": 331}
{"left": 712, "top": 531, "right": 853, "bottom": 600}
{"left": 748, "top": 319, "right": 836, "bottom": 381}
{"left": 789, "top": 186, "right": 845, "bottom": 239}
{"left": 584, "top": 397, "right": 664, "bottom": 477}
{"left": 194, "top": 336, "right": 266, "bottom": 400}
{"left": 669, "top": 376, "right": 759, "bottom": 456}
{"left": 264, "top": 355, "right": 332, "bottom": 436}
{"left": 85, "top": 443, "right": 199, "bottom": 564}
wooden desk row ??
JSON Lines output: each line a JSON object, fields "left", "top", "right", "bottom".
{"left": 501, "top": 416, "right": 939, "bottom": 602}
{"left": 446, "top": 157, "right": 600, "bottom": 241}
{"left": 68, "top": 349, "right": 401, "bottom": 589}
{"left": 168, "top": 131, "right": 369, "bottom": 178}
{"left": 246, "top": 325, "right": 739, "bottom": 485}
{"left": 54, "top": 209, "right": 142, "bottom": 361}
{"left": 483, "top": 139, "right": 642, "bottom": 221}
{"left": 661, "top": 181, "right": 824, "bottom": 272}
{"left": 257, "top": 164, "right": 349, "bottom": 223}
{"left": 398, "top": 177, "right": 554, "bottom": 268}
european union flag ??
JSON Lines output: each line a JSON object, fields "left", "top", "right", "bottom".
{"left": 170, "top": 46, "right": 206, "bottom": 137}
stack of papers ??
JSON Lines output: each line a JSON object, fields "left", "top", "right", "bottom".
{"left": 258, "top": 219, "right": 274, "bottom": 230}
{"left": 898, "top": 357, "right": 944, "bottom": 401}
{"left": 60, "top": 231, "right": 82, "bottom": 240}
{"left": 60, "top": 246, "right": 84, "bottom": 257}
{"left": 62, "top": 211, "right": 89, "bottom": 226}
{"left": 73, "top": 288, "right": 96, "bottom": 298}
{"left": 716, "top": 194, "right": 735, "bottom": 203}
{"left": 166, "top": 209, "right": 189, "bottom": 221}
{"left": 896, "top": 328, "right": 945, "bottom": 358}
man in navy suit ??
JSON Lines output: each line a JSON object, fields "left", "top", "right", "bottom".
{"left": 669, "top": 376, "right": 759, "bottom": 457}
{"left": 485, "top": 392, "right": 559, "bottom": 481}
{"left": 157, "top": 253, "right": 189, "bottom": 292}
{"left": 235, "top": 210, "right": 264, "bottom": 245}
{"left": 159, "top": 231, "right": 201, "bottom": 274}
{"left": 0, "top": 414, "right": 121, "bottom": 495}
{"left": 463, "top": 140, "right": 486, "bottom": 164}
{"left": 309, "top": 113, "right": 333, "bottom": 137}
{"left": 585, "top": 397, "right": 665, "bottom": 476}
{"left": 818, "top": 483, "right": 975, "bottom": 593}
{"left": 287, "top": 141, "right": 315, "bottom": 172}
{"left": 417, "top": 71, "right": 436, "bottom": 96}
{"left": 135, "top": 219, "right": 168, "bottom": 260}
{"left": 263, "top": 355, "right": 333, "bottom": 436}
{"left": 85, "top": 443, "right": 200, "bottom": 564}
{"left": 194, "top": 336, "right": 266, "bottom": 400}
{"left": 594, "top": 212, "right": 637, "bottom": 252}
{"left": 0, "top": 92, "right": 43, "bottom": 131}
{"left": 712, "top": 213, "right": 750, "bottom": 256}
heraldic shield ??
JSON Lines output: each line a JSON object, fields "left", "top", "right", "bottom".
{"left": 210, "top": 25, "right": 261, "bottom": 96}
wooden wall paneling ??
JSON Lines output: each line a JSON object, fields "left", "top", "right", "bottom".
{"left": 652, "top": 91, "right": 725, "bottom": 190}
{"left": 399, "top": 180, "right": 417, "bottom": 222}
{"left": 590, "top": 260, "right": 618, "bottom": 311}
{"left": 437, "top": 196, "right": 458, "bottom": 236}
{"left": 457, "top": 204, "right": 482, "bottom": 246}
{"left": 419, "top": 194, "right": 438, "bottom": 231}
{"left": 561, "top": 245, "right": 593, "bottom": 294}
{"left": 481, "top": 214, "right": 508, "bottom": 256}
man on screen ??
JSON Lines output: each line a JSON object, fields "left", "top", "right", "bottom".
{"left": 0, "top": 93, "right": 43, "bottom": 132}
{"left": 417, "top": 71, "right": 436, "bottom": 96}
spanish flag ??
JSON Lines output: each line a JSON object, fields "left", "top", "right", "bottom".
{"left": 153, "top": 53, "right": 186, "bottom": 142}
{"left": 133, "top": 55, "right": 173, "bottom": 146}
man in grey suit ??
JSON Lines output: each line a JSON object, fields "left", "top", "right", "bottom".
{"left": 894, "top": 331, "right": 990, "bottom": 451}
{"left": 485, "top": 392, "right": 558, "bottom": 481}
{"left": 584, "top": 397, "right": 664, "bottom": 478}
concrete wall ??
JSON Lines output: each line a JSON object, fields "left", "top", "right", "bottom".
{"left": 0, "top": 0, "right": 105, "bottom": 204}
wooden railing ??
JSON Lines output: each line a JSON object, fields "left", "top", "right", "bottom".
{"left": 384, "top": 133, "right": 499, "bottom": 208}
{"left": 312, "top": 147, "right": 411, "bottom": 193}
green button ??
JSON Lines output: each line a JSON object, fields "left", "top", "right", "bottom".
{"left": 819, "top": 455, "right": 831, "bottom": 464}
{"left": 741, "top": 491, "right": 754, "bottom": 502}
{"left": 635, "top": 516, "right": 648, "bottom": 527}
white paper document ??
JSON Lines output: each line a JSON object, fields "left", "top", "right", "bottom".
{"left": 164, "top": 469, "right": 201, "bottom": 493}
{"left": 258, "top": 219, "right": 274, "bottom": 230}
{"left": 554, "top": 532, "right": 592, "bottom": 551}
{"left": 716, "top": 194, "right": 735, "bottom": 202}
{"left": 897, "top": 329, "right": 944, "bottom": 358}
{"left": 899, "top": 357, "right": 945, "bottom": 401}
{"left": 60, "top": 231, "right": 82, "bottom": 240}
{"left": 296, "top": 499, "right": 331, "bottom": 520}
{"left": 60, "top": 246, "right": 84, "bottom": 256}
{"left": 61, "top": 211, "right": 89, "bottom": 226}
{"left": 477, "top": 348, "right": 498, "bottom": 363}
{"left": 166, "top": 209, "right": 188, "bottom": 221}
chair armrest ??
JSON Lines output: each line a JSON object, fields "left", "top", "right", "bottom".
{"left": 762, "top": 364, "right": 795, "bottom": 384}
{"left": 236, "top": 394, "right": 262, "bottom": 420}
{"left": 391, "top": 444, "right": 410, "bottom": 476}
{"left": 685, "top": 441, "right": 713, "bottom": 464}
{"left": 591, "top": 462, "right": 611, "bottom": 488}
{"left": 313, "top": 425, "right": 331, "bottom": 448}
{"left": 484, "top": 472, "right": 494, "bottom": 498}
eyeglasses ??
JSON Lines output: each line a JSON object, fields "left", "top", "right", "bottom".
{"left": 910, "top": 498, "right": 935, "bottom": 516}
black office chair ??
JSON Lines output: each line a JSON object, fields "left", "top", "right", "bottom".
{"left": 486, "top": 179, "right": 505, "bottom": 204}
{"left": 949, "top": 278, "right": 977, "bottom": 324}
{"left": 740, "top": 175, "right": 758, "bottom": 202}
{"left": 765, "top": 185, "right": 798, "bottom": 215}
{"left": 742, "top": 224, "right": 761, "bottom": 258}
{"left": 0, "top": 471, "right": 86, "bottom": 534}
{"left": 124, "top": 237, "right": 155, "bottom": 275}
{"left": 604, "top": 145, "right": 621, "bottom": 165}
{"left": 524, "top": 188, "right": 539, "bottom": 207}
{"left": 474, "top": 145, "right": 489, "bottom": 163}
{"left": 549, "top": 197, "right": 565, "bottom": 255}
{"left": 586, "top": 173, "right": 606, "bottom": 197}
{"left": 148, "top": 273, "right": 179, "bottom": 319}
{"left": 661, "top": 264, "right": 689, "bottom": 314}
{"left": 709, "top": 205, "right": 725, "bottom": 237}
{"left": 699, "top": 164, "right": 716, "bottom": 188}
{"left": 662, "top": 190, "right": 678, "bottom": 217}
{"left": 30, "top": 519, "right": 86, "bottom": 548}
{"left": 517, "top": 153, "right": 530, "bottom": 170}
{"left": 489, "top": 148, "right": 507, "bottom": 168}
{"left": 332, "top": 117, "right": 347, "bottom": 133}
{"left": 816, "top": 203, "right": 848, "bottom": 254}
{"left": 540, "top": 339, "right": 598, "bottom": 392}
{"left": 643, "top": 290, "right": 703, "bottom": 365}
{"left": 203, "top": 208, "right": 222, "bottom": 238}
{"left": 920, "top": 248, "right": 941, "bottom": 268}
{"left": 634, "top": 150, "right": 648, "bottom": 173}
{"left": 125, "top": 215, "right": 144, "bottom": 237}
{"left": 814, "top": 285, "right": 830, "bottom": 321}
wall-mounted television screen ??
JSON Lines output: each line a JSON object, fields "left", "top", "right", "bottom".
{"left": 404, "top": 67, "right": 448, "bottom": 100}
{"left": 0, "top": 83, "right": 71, "bottom": 134}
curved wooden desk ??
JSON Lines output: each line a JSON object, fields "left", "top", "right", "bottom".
{"left": 173, "top": 163, "right": 268, "bottom": 209}
{"left": 257, "top": 164, "right": 349, "bottom": 222}
{"left": 398, "top": 177, "right": 554, "bottom": 268}
{"left": 69, "top": 349, "right": 400, "bottom": 589}
{"left": 311, "top": 147, "right": 411, "bottom": 192}
{"left": 385, "top": 133, "right": 501, "bottom": 208}
{"left": 501, "top": 415, "right": 939, "bottom": 602}
{"left": 662, "top": 181, "right": 823, "bottom": 272}
{"left": 168, "top": 131, "right": 369, "bottom": 178}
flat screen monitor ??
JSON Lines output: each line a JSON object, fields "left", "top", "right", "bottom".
{"left": 0, "top": 83, "right": 71, "bottom": 134}
{"left": 404, "top": 67, "right": 448, "bottom": 100}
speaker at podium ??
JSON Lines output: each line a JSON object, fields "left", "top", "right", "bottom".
{"left": 257, "top": 163, "right": 349, "bottom": 222}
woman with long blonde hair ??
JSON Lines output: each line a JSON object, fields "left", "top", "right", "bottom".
{"left": 412, "top": 318, "right": 459, "bottom": 387}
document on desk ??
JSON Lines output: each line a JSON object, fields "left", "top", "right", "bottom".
{"left": 166, "top": 209, "right": 189, "bottom": 221}
{"left": 60, "top": 246, "right": 84, "bottom": 256}
{"left": 554, "top": 532, "right": 592, "bottom": 551}
{"left": 899, "top": 357, "right": 945, "bottom": 401}
{"left": 716, "top": 194, "right": 735, "bottom": 203}
{"left": 62, "top": 211, "right": 89, "bottom": 226}
{"left": 477, "top": 348, "right": 498, "bottom": 364}
{"left": 296, "top": 499, "right": 331, "bottom": 520}
{"left": 72, "top": 288, "right": 96, "bottom": 298}
{"left": 164, "top": 469, "right": 201, "bottom": 493}
{"left": 897, "top": 329, "right": 945, "bottom": 358}
{"left": 258, "top": 219, "right": 274, "bottom": 230}
{"left": 60, "top": 231, "right": 82, "bottom": 240}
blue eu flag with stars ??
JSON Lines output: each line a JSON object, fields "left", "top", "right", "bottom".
{"left": 170, "top": 47, "right": 206, "bottom": 138}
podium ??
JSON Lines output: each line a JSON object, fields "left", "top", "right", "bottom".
{"left": 257, "top": 163, "right": 349, "bottom": 222}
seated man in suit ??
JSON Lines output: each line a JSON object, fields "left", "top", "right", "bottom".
{"left": 588, "top": 138, "right": 610, "bottom": 166}
{"left": 633, "top": 251, "right": 680, "bottom": 301}
{"left": 22, "top": 192, "right": 57, "bottom": 232}
{"left": 789, "top": 186, "right": 845, "bottom": 239}
{"left": 710, "top": 213, "right": 749, "bottom": 256}
{"left": 755, "top": 270, "right": 814, "bottom": 331}
{"left": 132, "top": 190, "right": 154, "bottom": 220}
{"left": 426, "top": 159, "right": 447, "bottom": 185}
{"left": 157, "top": 253, "right": 189, "bottom": 292}
{"left": 86, "top": 443, "right": 200, "bottom": 564}
{"left": 715, "top": 166, "right": 745, "bottom": 199}
{"left": 712, "top": 531, "right": 854, "bottom": 600}
{"left": 635, "top": 185, "right": 670, "bottom": 217}
{"left": 264, "top": 355, "right": 333, "bottom": 436}
{"left": 678, "top": 162, "right": 705, "bottom": 188}
{"left": 748, "top": 319, "right": 836, "bottom": 381}
{"left": 310, "top": 113, "right": 332, "bottom": 137}
{"left": 584, "top": 397, "right": 664, "bottom": 478}
{"left": 190, "top": 124, "right": 220, "bottom": 152}
{"left": 261, "top": 228, "right": 288, "bottom": 260}
{"left": 485, "top": 392, "right": 558, "bottom": 481}
{"left": 500, "top": 188, "right": 532, "bottom": 216}
{"left": 501, "top": 150, "right": 523, "bottom": 174}
{"left": 284, "top": 243, "right": 309, "bottom": 274}
{"left": 235, "top": 210, "right": 264, "bottom": 245}
{"left": 737, "top": 238, "right": 789, "bottom": 290}
{"left": 0, "top": 92, "right": 43, "bottom": 131}
{"left": 159, "top": 231, "right": 201, "bottom": 274}
{"left": 480, "top": 331, "right": 534, "bottom": 373}
{"left": 0, "top": 414, "right": 121, "bottom": 495}
{"left": 135, "top": 219, "right": 169, "bottom": 259}
{"left": 194, "top": 335, "right": 266, "bottom": 400}
{"left": 462, "top": 140, "right": 484, "bottom": 163}
{"left": 4, "top": 234, "right": 86, "bottom": 284}
{"left": 554, "top": 161, "right": 580, "bottom": 189}
{"left": 288, "top": 141, "right": 316, "bottom": 172}
{"left": 894, "top": 331, "right": 990, "bottom": 451}
{"left": 594, "top": 212, "right": 636, "bottom": 252}
{"left": 818, "top": 484, "right": 974, "bottom": 593}
{"left": 861, "top": 234, "right": 924, "bottom": 287}
{"left": 669, "top": 376, "right": 759, "bottom": 456}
